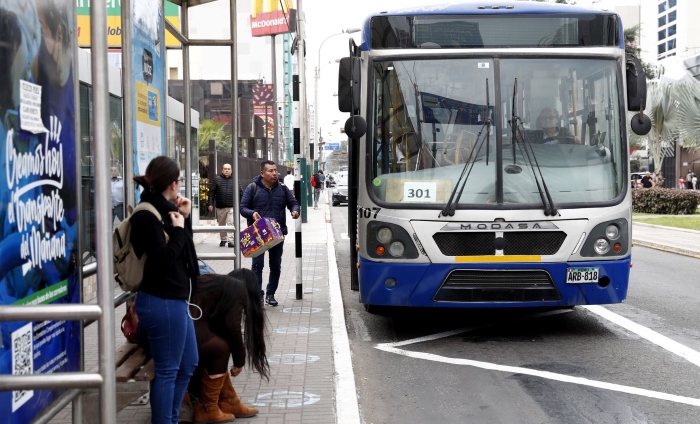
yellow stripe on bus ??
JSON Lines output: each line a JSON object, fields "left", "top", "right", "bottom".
{"left": 455, "top": 255, "right": 542, "bottom": 263}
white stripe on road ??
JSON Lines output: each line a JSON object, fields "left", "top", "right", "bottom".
{"left": 374, "top": 344, "right": 700, "bottom": 407}
{"left": 327, "top": 223, "right": 362, "bottom": 424}
{"left": 583, "top": 305, "right": 700, "bottom": 368}
{"left": 375, "top": 306, "right": 700, "bottom": 407}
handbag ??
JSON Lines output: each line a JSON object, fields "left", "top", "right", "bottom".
{"left": 120, "top": 297, "right": 139, "bottom": 343}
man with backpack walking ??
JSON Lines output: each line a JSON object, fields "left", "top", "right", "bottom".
{"left": 311, "top": 171, "right": 322, "bottom": 209}
{"left": 240, "top": 161, "right": 300, "bottom": 306}
{"left": 208, "top": 164, "right": 241, "bottom": 247}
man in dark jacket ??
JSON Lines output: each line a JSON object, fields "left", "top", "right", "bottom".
{"left": 240, "top": 160, "right": 300, "bottom": 306}
{"left": 208, "top": 164, "right": 242, "bottom": 247}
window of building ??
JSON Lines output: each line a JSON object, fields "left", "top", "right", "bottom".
{"left": 658, "top": 43, "right": 666, "bottom": 55}
{"left": 669, "top": 11, "right": 676, "bottom": 22}
{"left": 669, "top": 0, "right": 677, "bottom": 8}
{"left": 169, "top": 67, "right": 178, "bottom": 79}
{"left": 658, "top": 2, "right": 666, "bottom": 13}
{"left": 659, "top": 29, "right": 666, "bottom": 41}
{"left": 659, "top": 16, "right": 666, "bottom": 26}
{"left": 668, "top": 25, "right": 676, "bottom": 37}
{"left": 668, "top": 39, "right": 676, "bottom": 50}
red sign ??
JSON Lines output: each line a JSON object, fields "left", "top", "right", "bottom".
{"left": 250, "top": 9, "right": 297, "bottom": 37}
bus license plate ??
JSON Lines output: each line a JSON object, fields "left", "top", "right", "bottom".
{"left": 566, "top": 267, "right": 599, "bottom": 283}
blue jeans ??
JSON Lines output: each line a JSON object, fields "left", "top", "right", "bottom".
{"left": 135, "top": 291, "right": 198, "bottom": 424}
{"left": 252, "top": 241, "right": 284, "bottom": 296}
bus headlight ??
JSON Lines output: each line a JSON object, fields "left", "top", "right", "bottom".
{"left": 377, "top": 227, "right": 393, "bottom": 243}
{"left": 594, "top": 238, "right": 611, "bottom": 255}
{"left": 389, "top": 241, "right": 405, "bottom": 257}
{"left": 605, "top": 224, "right": 620, "bottom": 240}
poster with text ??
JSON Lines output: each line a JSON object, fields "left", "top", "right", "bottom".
{"left": 0, "top": 1, "right": 80, "bottom": 422}
{"left": 131, "top": 0, "right": 166, "bottom": 200}
{"left": 253, "top": 84, "right": 275, "bottom": 139}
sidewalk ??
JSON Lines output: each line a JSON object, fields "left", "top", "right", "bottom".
{"left": 632, "top": 219, "right": 700, "bottom": 259}
{"left": 50, "top": 191, "right": 359, "bottom": 424}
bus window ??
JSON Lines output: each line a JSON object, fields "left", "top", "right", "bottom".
{"left": 371, "top": 59, "right": 496, "bottom": 205}
{"left": 499, "top": 58, "right": 623, "bottom": 205}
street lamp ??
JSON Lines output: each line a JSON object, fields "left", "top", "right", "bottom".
{"left": 315, "top": 28, "right": 360, "bottom": 164}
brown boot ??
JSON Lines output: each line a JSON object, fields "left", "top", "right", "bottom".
{"left": 193, "top": 370, "right": 235, "bottom": 424}
{"left": 218, "top": 376, "right": 259, "bottom": 418}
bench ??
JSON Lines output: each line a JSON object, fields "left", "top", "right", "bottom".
{"left": 82, "top": 342, "right": 154, "bottom": 422}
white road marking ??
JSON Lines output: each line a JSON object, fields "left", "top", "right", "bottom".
{"left": 327, "top": 223, "right": 362, "bottom": 424}
{"left": 583, "top": 305, "right": 700, "bottom": 368}
{"left": 375, "top": 306, "right": 700, "bottom": 407}
{"left": 349, "top": 310, "right": 372, "bottom": 342}
{"left": 267, "top": 354, "right": 320, "bottom": 365}
{"left": 374, "top": 344, "right": 700, "bottom": 407}
{"left": 282, "top": 307, "right": 323, "bottom": 314}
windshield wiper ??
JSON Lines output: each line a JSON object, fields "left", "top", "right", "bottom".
{"left": 508, "top": 79, "right": 557, "bottom": 216}
{"left": 440, "top": 79, "right": 491, "bottom": 217}
{"left": 514, "top": 121, "right": 558, "bottom": 216}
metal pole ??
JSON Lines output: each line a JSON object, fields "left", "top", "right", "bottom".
{"left": 272, "top": 34, "right": 279, "bottom": 162}
{"left": 91, "top": 0, "right": 117, "bottom": 420}
{"left": 183, "top": 2, "right": 192, "bottom": 207}
{"left": 122, "top": 0, "right": 135, "bottom": 209}
{"left": 231, "top": 0, "right": 241, "bottom": 269}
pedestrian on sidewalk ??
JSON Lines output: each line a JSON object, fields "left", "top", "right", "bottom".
{"left": 208, "top": 164, "right": 242, "bottom": 248}
{"left": 131, "top": 156, "right": 200, "bottom": 424}
{"left": 283, "top": 169, "right": 295, "bottom": 196}
{"left": 641, "top": 171, "right": 655, "bottom": 189}
{"left": 312, "top": 171, "right": 322, "bottom": 209}
{"left": 188, "top": 269, "right": 269, "bottom": 423}
{"left": 318, "top": 170, "right": 325, "bottom": 192}
{"left": 240, "top": 160, "right": 300, "bottom": 306}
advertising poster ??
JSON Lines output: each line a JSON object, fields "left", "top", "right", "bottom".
{"left": 253, "top": 84, "right": 275, "bottom": 139}
{"left": 0, "top": 0, "right": 80, "bottom": 422}
{"left": 131, "top": 0, "right": 166, "bottom": 185}
{"left": 76, "top": 0, "right": 181, "bottom": 49}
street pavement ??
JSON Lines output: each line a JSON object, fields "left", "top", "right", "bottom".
{"left": 48, "top": 198, "right": 699, "bottom": 423}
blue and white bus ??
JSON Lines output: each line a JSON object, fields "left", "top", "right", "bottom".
{"left": 336, "top": 1, "right": 651, "bottom": 310}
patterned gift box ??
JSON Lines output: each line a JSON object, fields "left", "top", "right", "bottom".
{"left": 239, "top": 218, "right": 285, "bottom": 258}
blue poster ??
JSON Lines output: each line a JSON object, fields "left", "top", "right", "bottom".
{"left": 131, "top": 0, "right": 166, "bottom": 188}
{"left": 0, "top": 0, "right": 80, "bottom": 422}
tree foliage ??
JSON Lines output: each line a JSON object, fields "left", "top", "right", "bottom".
{"left": 197, "top": 118, "right": 231, "bottom": 153}
{"left": 641, "top": 82, "right": 678, "bottom": 178}
{"left": 673, "top": 81, "right": 700, "bottom": 151}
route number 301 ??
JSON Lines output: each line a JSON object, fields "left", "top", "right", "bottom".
{"left": 403, "top": 182, "right": 437, "bottom": 203}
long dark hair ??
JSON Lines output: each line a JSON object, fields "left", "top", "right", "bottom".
{"left": 228, "top": 268, "right": 270, "bottom": 381}
{"left": 133, "top": 156, "right": 180, "bottom": 193}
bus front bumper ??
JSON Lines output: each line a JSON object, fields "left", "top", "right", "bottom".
{"left": 357, "top": 256, "right": 630, "bottom": 308}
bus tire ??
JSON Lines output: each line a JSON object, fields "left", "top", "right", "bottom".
{"left": 363, "top": 303, "right": 383, "bottom": 314}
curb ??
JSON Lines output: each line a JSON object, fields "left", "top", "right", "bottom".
{"left": 633, "top": 221, "right": 700, "bottom": 235}
{"left": 632, "top": 239, "right": 700, "bottom": 259}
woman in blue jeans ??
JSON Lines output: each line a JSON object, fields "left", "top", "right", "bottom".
{"left": 131, "top": 156, "right": 201, "bottom": 424}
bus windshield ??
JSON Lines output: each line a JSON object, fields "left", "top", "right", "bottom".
{"left": 370, "top": 57, "right": 624, "bottom": 208}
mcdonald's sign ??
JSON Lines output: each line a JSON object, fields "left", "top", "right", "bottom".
{"left": 250, "top": 0, "right": 297, "bottom": 37}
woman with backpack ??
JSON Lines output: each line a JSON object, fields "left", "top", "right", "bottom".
{"left": 131, "top": 156, "right": 200, "bottom": 424}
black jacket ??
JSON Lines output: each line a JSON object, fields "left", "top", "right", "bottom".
{"left": 130, "top": 191, "right": 200, "bottom": 299}
{"left": 209, "top": 174, "right": 243, "bottom": 208}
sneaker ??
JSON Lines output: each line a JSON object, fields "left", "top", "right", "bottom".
{"left": 227, "top": 242, "right": 235, "bottom": 248}
{"left": 219, "top": 241, "right": 226, "bottom": 247}
{"left": 266, "top": 295, "right": 278, "bottom": 307}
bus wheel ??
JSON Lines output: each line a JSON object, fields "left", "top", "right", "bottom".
{"left": 363, "top": 303, "right": 384, "bottom": 314}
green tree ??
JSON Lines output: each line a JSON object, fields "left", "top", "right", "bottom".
{"left": 673, "top": 81, "right": 700, "bottom": 151}
{"left": 197, "top": 119, "right": 232, "bottom": 153}
{"left": 641, "top": 82, "right": 679, "bottom": 180}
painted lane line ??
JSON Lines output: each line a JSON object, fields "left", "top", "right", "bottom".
{"left": 384, "top": 310, "right": 573, "bottom": 348}
{"left": 375, "top": 344, "right": 700, "bottom": 408}
{"left": 583, "top": 305, "right": 700, "bottom": 368}
{"left": 327, "top": 223, "right": 362, "bottom": 424}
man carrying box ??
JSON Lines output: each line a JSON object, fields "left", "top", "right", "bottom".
{"left": 240, "top": 160, "right": 300, "bottom": 306}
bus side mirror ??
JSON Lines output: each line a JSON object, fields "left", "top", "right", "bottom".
{"left": 626, "top": 55, "right": 651, "bottom": 135}
{"left": 338, "top": 57, "right": 361, "bottom": 113}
